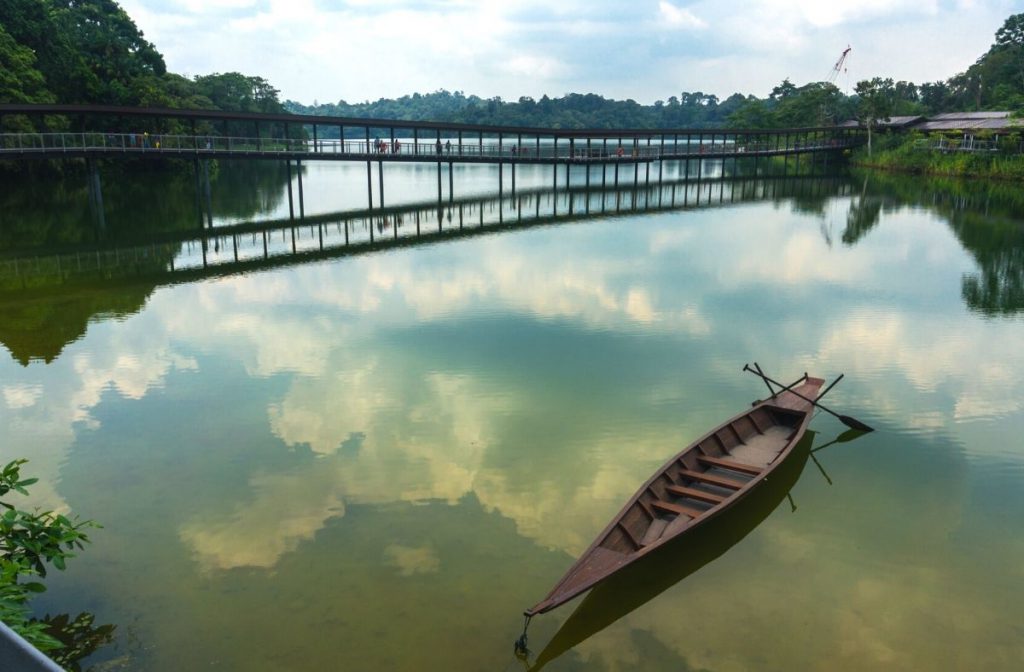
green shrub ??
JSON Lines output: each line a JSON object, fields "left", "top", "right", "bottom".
{"left": 1, "top": 459, "right": 109, "bottom": 667}
{"left": 852, "top": 133, "right": 1024, "bottom": 180}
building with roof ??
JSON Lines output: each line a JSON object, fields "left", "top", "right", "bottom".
{"left": 841, "top": 111, "right": 1023, "bottom": 131}
{"left": 840, "top": 111, "right": 1024, "bottom": 151}
{"left": 913, "top": 111, "right": 1023, "bottom": 132}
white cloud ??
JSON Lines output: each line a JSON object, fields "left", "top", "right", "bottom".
{"left": 3, "top": 384, "right": 42, "bottom": 409}
{"left": 501, "top": 55, "right": 570, "bottom": 79}
{"left": 749, "top": 0, "right": 939, "bottom": 29}
{"left": 658, "top": 1, "right": 708, "bottom": 29}
{"left": 118, "top": 0, "right": 1012, "bottom": 103}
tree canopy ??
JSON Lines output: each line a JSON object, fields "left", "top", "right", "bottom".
{"left": 0, "top": 0, "right": 290, "bottom": 131}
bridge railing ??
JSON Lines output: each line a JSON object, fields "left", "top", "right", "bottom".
{"left": 0, "top": 132, "right": 664, "bottom": 159}
{"left": 290, "top": 139, "right": 666, "bottom": 161}
{"left": 0, "top": 132, "right": 311, "bottom": 154}
{"left": 0, "top": 132, "right": 857, "bottom": 159}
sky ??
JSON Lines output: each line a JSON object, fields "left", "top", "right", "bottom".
{"left": 120, "top": 0, "right": 1024, "bottom": 105}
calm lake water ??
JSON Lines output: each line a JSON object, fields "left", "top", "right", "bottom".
{"left": 1, "top": 158, "right": 1023, "bottom": 671}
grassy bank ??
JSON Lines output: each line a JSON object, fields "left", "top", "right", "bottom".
{"left": 852, "top": 133, "right": 1024, "bottom": 180}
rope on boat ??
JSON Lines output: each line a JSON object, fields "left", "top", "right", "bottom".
{"left": 514, "top": 614, "right": 532, "bottom": 658}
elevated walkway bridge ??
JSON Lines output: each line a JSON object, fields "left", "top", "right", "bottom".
{"left": 0, "top": 104, "right": 863, "bottom": 164}
{"left": 0, "top": 103, "right": 863, "bottom": 219}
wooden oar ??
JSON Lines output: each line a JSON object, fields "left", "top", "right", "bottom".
{"left": 814, "top": 373, "right": 845, "bottom": 405}
{"left": 751, "top": 362, "right": 777, "bottom": 398}
{"left": 742, "top": 366, "right": 874, "bottom": 432}
{"left": 750, "top": 362, "right": 807, "bottom": 402}
{"left": 756, "top": 364, "right": 846, "bottom": 407}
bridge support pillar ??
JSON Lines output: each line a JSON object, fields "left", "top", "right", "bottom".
{"left": 193, "top": 157, "right": 204, "bottom": 228}
{"left": 378, "top": 160, "right": 384, "bottom": 208}
{"left": 297, "top": 160, "right": 305, "bottom": 219}
{"left": 437, "top": 161, "right": 442, "bottom": 202}
{"left": 511, "top": 162, "right": 516, "bottom": 196}
{"left": 366, "top": 160, "right": 373, "bottom": 209}
{"left": 286, "top": 159, "right": 295, "bottom": 220}
{"left": 203, "top": 159, "right": 213, "bottom": 227}
{"left": 448, "top": 162, "right": 454, "bottom": 202}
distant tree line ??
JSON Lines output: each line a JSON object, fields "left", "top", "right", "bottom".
{"left": 285, "top": 90, "right": 756, "bottom": 133}
{"left": 287, "top": 14, "right": 1024, "bottom": 134}
{"left": 2, "top": 0, "right": 1023, "bottom": 137}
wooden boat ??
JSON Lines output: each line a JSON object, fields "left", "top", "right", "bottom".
{"left": 528, "top": 428, "right": 842, "bottom": 671}
{"left": 524, "top": 375, "right": 825, "bottom": 617}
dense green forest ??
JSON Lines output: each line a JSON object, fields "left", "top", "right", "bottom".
{"left": 0, "top": 0, "right": 290, "bottom": 133}
{"left": 1, "top": 1, "right": 1023, "bottom": 133}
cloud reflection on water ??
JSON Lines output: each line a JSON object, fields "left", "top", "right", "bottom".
{"left": 3, "top": 193, "right": 1024, "bottom": 669}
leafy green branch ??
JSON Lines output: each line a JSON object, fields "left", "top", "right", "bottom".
{"left": 0, "top": 458, "right": 112, "bottom": 669}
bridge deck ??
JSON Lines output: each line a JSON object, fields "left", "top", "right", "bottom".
{"left": 0, "top": 132, "right": 858, "bottom": 163}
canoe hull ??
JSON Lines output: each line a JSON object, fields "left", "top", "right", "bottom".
{"left": 525, "top": 376, "right": 825, "bottom": 616}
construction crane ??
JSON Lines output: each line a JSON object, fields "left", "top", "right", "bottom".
{"left": 820, "top": 45, "right": 852, "bottom": 125}
{"left": 828, "top": 46, "right": 852, "bottom": 84}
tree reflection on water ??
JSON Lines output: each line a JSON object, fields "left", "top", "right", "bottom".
{"left": 849, "top": 170, "right": 1024, "bottom": 316}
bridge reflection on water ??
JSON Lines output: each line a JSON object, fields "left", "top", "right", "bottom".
{"left": 1, "top": 173, "right": 852, "bottom": 292}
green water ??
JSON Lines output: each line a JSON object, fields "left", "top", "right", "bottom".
{"left": 1, "top": 161, "right": 1023, "bottom": 671}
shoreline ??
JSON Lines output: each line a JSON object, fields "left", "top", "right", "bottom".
{"left": 850, "top": 153, "right": 1024, "bottom": 182}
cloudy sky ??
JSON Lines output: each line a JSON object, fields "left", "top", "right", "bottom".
{"left": 121, "top": 1, "right": 1021, "bottom": 104}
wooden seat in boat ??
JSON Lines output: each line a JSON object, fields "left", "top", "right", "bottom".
{"left": 651, "top": 500, "right": 704, "bottom": 519}
{"left": 697, "top": 455, "right": 762, "bottom": 475}
{"left": 665, "top": 484, "right": 725, "bottom": 504}
{"left": 678, "top": 469, "right": 745, "bottom": 489}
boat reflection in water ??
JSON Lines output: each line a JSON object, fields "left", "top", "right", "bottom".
{"left": 525, "top": 429, "right": 861, "bottom": 671}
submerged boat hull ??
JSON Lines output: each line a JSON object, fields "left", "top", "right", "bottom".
{"left": 525, "top": 376, "right": 825, "bottom": 616}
